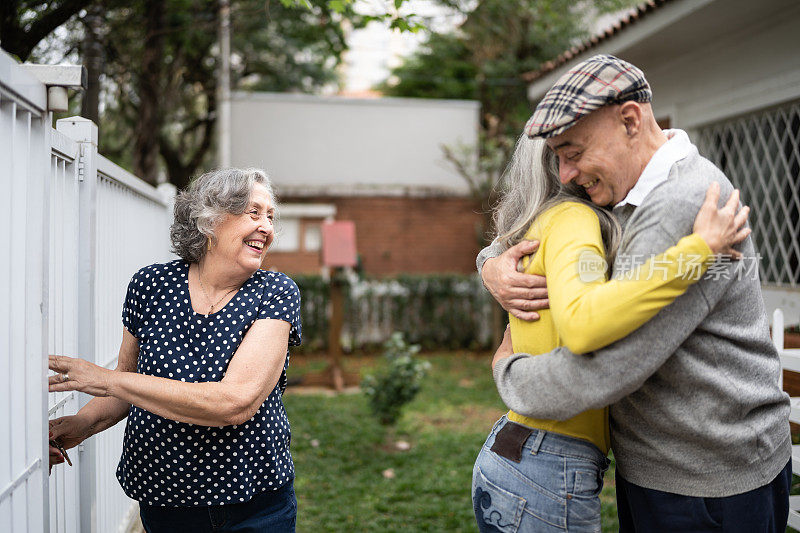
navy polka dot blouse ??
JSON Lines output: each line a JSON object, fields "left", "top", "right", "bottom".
{"left": 116, "top": 260, "right": 301, "bottom": 506}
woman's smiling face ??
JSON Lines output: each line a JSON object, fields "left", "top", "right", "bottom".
{"left": 209, "top": 182, "right": 274, "bottom": 274}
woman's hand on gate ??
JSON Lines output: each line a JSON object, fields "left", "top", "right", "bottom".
{"left": 48, "top": 414, "right": 93, "bottom": 472}
{"left": 49, "top": 355, "right": 112, "bottom": 397}
{"left": 49, "top": 441, "right": 65, "bottom": 473}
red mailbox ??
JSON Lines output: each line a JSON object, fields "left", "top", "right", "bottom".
{"left": 321, "top": 220, "right": 357, "bottom": 268}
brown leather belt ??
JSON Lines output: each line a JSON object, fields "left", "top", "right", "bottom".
{"left": 490, "top": 421, "right": 533, "bottom": 463}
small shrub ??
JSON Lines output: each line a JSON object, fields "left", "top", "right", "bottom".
{"left": 362, "top": 332, "right": 431, "bottom": 425}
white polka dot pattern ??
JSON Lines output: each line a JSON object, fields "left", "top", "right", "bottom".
{"left": 116, "top": 260, "right": 301, "bottom": 506}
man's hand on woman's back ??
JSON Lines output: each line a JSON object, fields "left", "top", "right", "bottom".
{"left": 481, "top": 240, "right": 549, "bottom": 321}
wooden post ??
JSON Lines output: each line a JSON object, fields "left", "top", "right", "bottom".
{"left": 299, "top": 269, "right": 360, "bottom": 390}
{"left": 328, "top": 273, "right": 345, "bottom": 391}
{"left": 300, "top": 221, "right": 360, "bottom": 391}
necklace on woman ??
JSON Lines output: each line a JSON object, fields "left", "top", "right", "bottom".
{"left": 197, "top": 268, "right": 239, "bottom": 317}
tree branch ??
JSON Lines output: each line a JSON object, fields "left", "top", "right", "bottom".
{"left": 9, "top": 0, "right": 92, "bottom": 60}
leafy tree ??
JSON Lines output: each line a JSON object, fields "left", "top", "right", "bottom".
{"left": 383, "top": 0, "right": 637, "bottom": 239}
{"left": 388, "top": 0, "right": 635, "bottom": 134}
{"left": 376, "top": 31, "right": 476, "bottom": 100}
{"left": 0, "top": 0, "right": 91, "bottom": 61}
{"left": 7, "top": 0, "right": 421, "bottom": 188}
{"left": 93, "top": 0, "right": 360, "bottom": 187}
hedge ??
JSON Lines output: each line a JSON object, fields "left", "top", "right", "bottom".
{"left": 291, "top": 274, "right": 496, "bottom": 353}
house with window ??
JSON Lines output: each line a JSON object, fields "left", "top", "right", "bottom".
{"left": 229, "top": 92, "right": 482, "bottom": 276}
{"left": 524, "top": 0, "right": 800, "bottom": 322}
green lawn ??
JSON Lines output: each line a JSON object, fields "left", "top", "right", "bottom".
{"left": 285, "top": 352, "right": 619, "bottom": 532}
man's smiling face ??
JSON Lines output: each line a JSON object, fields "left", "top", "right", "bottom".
{"left": 546, "top": 105, "right": 640, "bottom": 207}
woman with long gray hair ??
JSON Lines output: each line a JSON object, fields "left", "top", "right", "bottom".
{"left": 471, "top": 136, "right": 750, "bottom": 532}
{"left": 47, "top": 168, "right": 301, "bottom": 532}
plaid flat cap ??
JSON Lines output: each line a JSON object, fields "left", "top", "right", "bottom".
{"left": 524, "top": 54, "right": 652, "bottom": 139}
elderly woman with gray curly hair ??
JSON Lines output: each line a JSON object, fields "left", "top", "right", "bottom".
{"left": 47, "top": 168, "right": 302, "bottom": 532}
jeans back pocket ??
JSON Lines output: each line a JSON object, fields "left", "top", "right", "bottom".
{"left": 473, "top": 466, "right": 526, "bottom": 533}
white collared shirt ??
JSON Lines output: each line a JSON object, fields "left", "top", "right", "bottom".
{"left": 615, "top": 129, "right": 695, "bottom": 209}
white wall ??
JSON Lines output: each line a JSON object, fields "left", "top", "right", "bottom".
{"left": 640, "top": 4, "right": 800, "bottom": 131}
{"left": 230, "top": 93, "right": 479, "bottom": 196}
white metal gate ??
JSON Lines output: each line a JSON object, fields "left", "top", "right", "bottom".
{"left": 1, "top": 49, "right": 173, "bottom": 532}
{"left": 0, "top": 47, "right": 51, "bottom": 533}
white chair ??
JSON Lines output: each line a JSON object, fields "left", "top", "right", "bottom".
{"left": 773, "top": 309, "right": 800, "bottom": 530}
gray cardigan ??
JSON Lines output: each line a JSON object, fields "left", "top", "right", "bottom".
{"left": 478, "top": 146, "right": 790, "bottom": 497}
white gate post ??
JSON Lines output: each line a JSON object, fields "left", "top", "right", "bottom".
{"left": 29, "top": 105, "right": 52, "bottom": 533}
{"left": 774, "top": 309, "right": 785, "bottom": 389}
{"left": 56, "top": 117, "right": 100, "bottom": 533}
{"left": 0, "top": 49, "right": 52, "bottom": 533}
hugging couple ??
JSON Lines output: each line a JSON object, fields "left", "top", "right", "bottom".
{"left": 472, "top": 54, "right": 791, "bottom": 532}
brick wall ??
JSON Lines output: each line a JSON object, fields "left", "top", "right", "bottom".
{"left": 262, "top": 195, "right": 486, "bottom": 276}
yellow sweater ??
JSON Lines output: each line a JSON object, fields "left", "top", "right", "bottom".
{"left": 507, "top": 202, "right": 713, "bottom": 453}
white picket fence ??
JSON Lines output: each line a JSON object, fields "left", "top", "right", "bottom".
{"left": 774, "top": 308, "right": 800, "bottom": 531}
{"left": 1, "top": 49, "right": 173, "bottom": 532}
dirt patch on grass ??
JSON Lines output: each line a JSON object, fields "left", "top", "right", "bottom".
{"left": 378, "top": 436, "right": 415, "bottom": 454}
{"left": 284, "top": 385, "right": 362, "bottom": 396}
{"left": 412, "top": 405, "right": 505, "bottom": 433}
{"left": 289, "top": 354, "right": 377, "bottom": 377}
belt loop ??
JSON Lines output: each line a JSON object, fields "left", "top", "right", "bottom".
{"left": 529, "top": 430, "right": 545, "bottom": 455}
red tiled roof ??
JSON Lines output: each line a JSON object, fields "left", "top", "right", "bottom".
{"left": 522, "top": 0, "right": 676, "bottom": 83}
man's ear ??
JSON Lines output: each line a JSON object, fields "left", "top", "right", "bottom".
{"left": 618, "top": 101, "right": 643, "bottom": 137}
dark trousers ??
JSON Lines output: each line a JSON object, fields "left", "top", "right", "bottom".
{"left": 139, "top": 481, "right": 296, "bottom": 533}
{"left": 616, "top": 461, "right": 791, "bottom": 532}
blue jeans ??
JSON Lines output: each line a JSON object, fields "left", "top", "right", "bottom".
{"left": 472, "top": 416, "right": 610, "bottom": 533}
{"left": 616, "top": 460, "right": 791, "bottom": 532}
{"left": 139, "top": 480, "right": 296, "bottom": 533}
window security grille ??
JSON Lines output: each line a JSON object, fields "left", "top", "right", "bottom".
{"left": 696, "top": 101, "right": 800, "bottom": 287}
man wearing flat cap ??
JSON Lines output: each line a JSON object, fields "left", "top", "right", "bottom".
{"left": 478, "top": 55, "right": 791, "bottom": 531}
